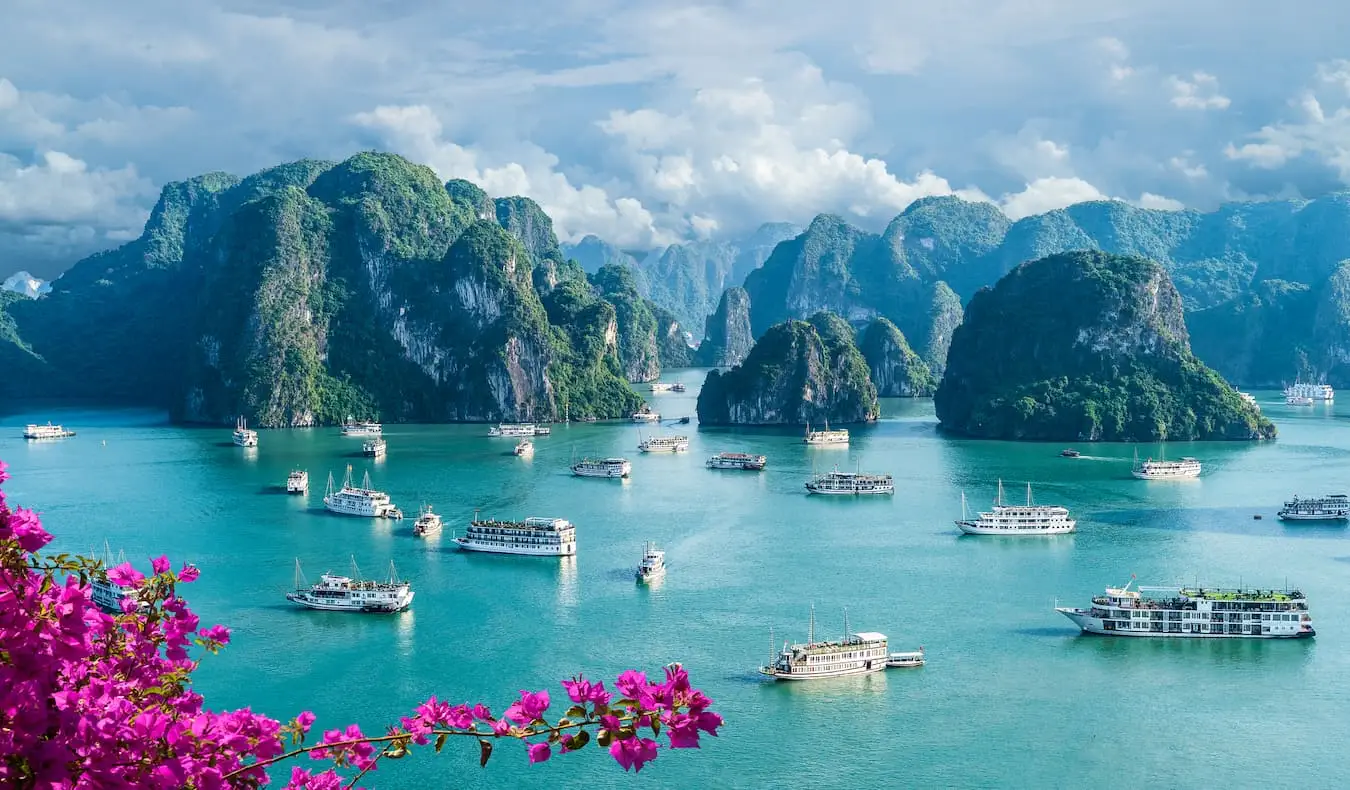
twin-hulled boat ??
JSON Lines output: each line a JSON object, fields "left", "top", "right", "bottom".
{"left": 286, "top": 558, "right": 413, "bottom": 613}
{"left": 323, "top": 466, "right": 402, "bottom": 519}
{"left": 638, "top": 434, "right": 689, "bottom": 453}
{"left": 803, "top": 421, "right": 849, "bottom": 445}
{"left": 1056, "top": 579, "right": 1314, "bottom": 638}
{"left": 707, "top": 452, "right": 767, "bottom": 471}
{"left": 1278, "top": 493, "right": 1349, "bottom": 521}
{"left": 956, "top": 481, "right": 1075, "bottom": 535}
{"left": 24, "top": 422, "right": 75, "bottom": 440}
{"left": 454, "top": 515, "right": 577, "bottom": 556}
{"left": 232, "top": 416, "right": 257, "bottom": 448}
{"left": 412, "top": 504, "right": 443, "bottom": 537}
{"left": 1131, "top": 453, "right": 1201, "bottom": 480}
{"left": 636, "top": 542, "right": 665, "bottom": 584}
{"left": 340, "top": 419, "right": 382, "bottom": 437}
{"left": 286, "top": 470, "right": 309, "bottom": 494}
{"left": 571, "top": 457, "right": 631, "bottom": 478}
{"left": 805, "top": 468, "right": 893, "bottom": 495}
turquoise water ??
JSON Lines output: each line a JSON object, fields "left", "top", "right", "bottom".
{"left": 6, "top": 375, "right": 1350, "bottom": 788}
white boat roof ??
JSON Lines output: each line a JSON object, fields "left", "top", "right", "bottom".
{"left": 851, "top": 631, "right": 887, "bottom": 641}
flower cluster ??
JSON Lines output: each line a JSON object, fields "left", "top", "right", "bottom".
{"left": 0, "top": 459, "right": 721, "bottom": 788}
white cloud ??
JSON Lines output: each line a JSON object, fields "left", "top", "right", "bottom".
{"left": 0, "top": 150, "right": 153, "bottom": 231}
{"left": 999, "top": 177, "right": 1108, "bottom": 220}
{"left": 1136, "top": 192, "right": 1185, "bottom": 210}
{"left": 352, "top": 105, "right": 673, "bottom": 247}
{"left": 1168, "top": 72, "right": 1230, "bottom": 110}
{"left": 1169, "top": 154, "right": 1208, "bottom": 179}
{"left": 1225, "top": 142, "right": 1293, "bottom": 169}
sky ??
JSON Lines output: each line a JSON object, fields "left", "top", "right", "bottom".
{"left": 4, "top": 1, "right": 1350, "bottom": 279}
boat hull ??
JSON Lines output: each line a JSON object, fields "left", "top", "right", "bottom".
{"left": 286, "top": 592, "right": 414, "bottom": 613}
{"left": 453, "top": 538, "right": 575, "bottom": 556}
{"left": 956, "top": 520, "right": 1076, "bottom": 535}
{"left": 1131, "top": 471, "right": 1201, "bottom": 480}
{"left": 1277, "top": 512, "right": 1348, "bottom": 521}
{"left": 805, "top": 486, "right": 893, "bottom": 495}
{"left": 572, "top": 467, "right": 629, "bottom": 478}
{"left": 1056, "top": 608, "right": 1315, "bottom": 638}
{"left": 758, "top": 662, "right": 888, "bottom": 681}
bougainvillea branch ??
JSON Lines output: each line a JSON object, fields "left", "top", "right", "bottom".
{"left": 0, "top": 460, "right": 721, "bottom": 788}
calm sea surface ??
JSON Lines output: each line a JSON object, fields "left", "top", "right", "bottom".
{"left": 5, "top": 374, "right": 1350, "bottom": 788}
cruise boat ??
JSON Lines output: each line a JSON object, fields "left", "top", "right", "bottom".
{"left": 286, "top": 558, "right": 413, "bottom": 613}
{"left": 631, "top": 406, "right": 661, "bottom": 423}
{"left": 362, "top": 438, "right": 387, "bottom": 458}
{"left": 412, "top": 504, "right": 443, "bottom": 537}
{"left": 1131, "top": 452, "right": 1201, "bottom": 480}
{"left": 886, "top": 648, "right": 925, "bottom": 668}
{"left": 515, "top": 439, "right": 534, "bottom": 456}
{"left": 90, "top": 544, "right": 143, "bottom": 613}
{"left": 1284, "top": 381, "right": 1334, "bottom": 402}
{"left": 454, "top": 515, "right": 577, "bottom": 556}
{"left": 955, "top": 482, "right": 1076, "bottom": 535}
{"left": 635, "top": 541, "right": 666, "bottom": 584}
{"left": 706, "top": 452, "right": 767, "bottom": 471}
{"left": 286, "top": 470, "right": 309, "bottom": 495}
{"left": 805, "top": 468, "right": 894, "bottom": 495}
{"left": 340, "top": 419, "right": 383, "bottom": 437}
{"left": 489, "top": 423, "right": 543, "bottom": 437}
{"left": 638, "top": 434, "right": 689, "bottom": 453}
{"left": 759, "top": 608, "right": 889, "bottom": 681}
{"left": 323, "top": 466, "right": 402, "bottom": 519}
{"left": 650, "top": 383, "right": 674, "bottom": 394}
{"left": 1055, "top": 578, "right": 1314, "bottom": 638}
{"left": 670, "top": 382, "right": 686, "bottom": 393}
{"left": 23, "top": 422, "right": 75, "bottom": 440}
{"left": 232, "top": 416, "right": 258, "bottom": 448}
{"left": 1238, "top": 392, "right": 1260, "bottom": 411}
{"left": 571, "top": 457, "right": 631, "bottom": 478}
{"left": 803, "top": 421, "right": 849, "bottom": 445}
{"left": 1286, "top": 394, "right": 1314, "bottom": 406}
{"left": 1277, "top": 493, "right": 1350, "bottom": 522}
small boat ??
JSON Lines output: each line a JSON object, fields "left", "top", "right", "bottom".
{"left": 362, "top": 438, "right": 387, "bottom": 458}
{"left": 571, "top": 457, "right": 631, "bottom": 478}
{"left": 677, "top": 416, "right": 691, "bottom": 424}
{"left": 955, "top": 482, "right": 1075, "bottom": 535}
{"left": 24, "top": 422, "right": 75, "bottom": 440}
{"left": 489, "top": 423, "right": 536, "bottom": 437}
{"left": 286, "top": 470, "right": 309, "bottom": 494}
{"left": 324, "top": 466, "right": 402, "bottom": 519}
{"left": 1286, "top": 395, "right": 1314, "bottom": 406}
{"left": 232, "top": 416, "right": 258, "bottom": 448}
{"left": 412, "top": 504, "right": 443, "bottom": 537}
{"left": 670, "top": 383, "right": 687, "bottom": 393}
{"left": 515, "top": 439, "right": 534, "bottom": 456}
{"left": 631, "top": 406, "right": 661, "bottom": 422}
{"left": 805, "top": 468, "right": 893, "bottom": 495}
{"left": 759, "top": 606, "right": 889, "bottom": 680}
{"left": 1131, "top": 451, "right": 1201, "bottom": 480}
{"left": 638, "top": 434, "right": 689, "bottom": 453}
{"left": 803, "top": 421, "right": 848, "bottom": 445}
{"left": 707, "top": 452, "right": 767, "bottom": 471}
{"left": 650, "top": 383, "right": 674, "bottom": 394}
{"left": 1060, "top": 448, "right": 1080, "bottom": 458}
{"left": 286, "top": 558, "right": 413, "bottom": 613}
{"left": 886, "top": 648, "right": 925, "bottom": 668}
{"left": 636, "top": 541, "right": 666, "bottom": 584}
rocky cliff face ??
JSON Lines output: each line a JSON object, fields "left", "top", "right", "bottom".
{"left": 859, "top": 317, "right": 936, "bottom": 397}
{"left": 1, "top": 152, "right": 643, "bottom": 425}
{"left": 591, "top": 264, "right": 661, "bottom": 382}
{"left": 695, "top": 287, "right": 754, "bottom": 367}
{"left": 696, "top": 311, "right": 878, "bottom": 425}
{"left": 653, "top": 305, "right": 693, "bottom": 369}
{"left": 936, "top": 250, "right": 1273, "bottom": 441}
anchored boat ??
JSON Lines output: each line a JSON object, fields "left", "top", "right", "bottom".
{"left": 24, "top": 422, "right": 75, "bottom": 440}
{"left": 1055, "top": 578, "right": 1314, "bottom": 638}
{"left": 759, "top": 607, "right": 889, "bottom": 681}
{"left": 706, "top": 452, "right": 767, "bottom": 471}
{"left": 286, "top": 470, "right": 309, "bottom": 495}
{"left": 231, "top": 416, "right": 257, "bottom": 448}
{"left": 638, "top": 433, "right": 689, "bottom": 453}
{"left": 323, "top": 466, "right": 402, "bottom": 519}
{"left": 803, "top": 421, "right": 848, "bottom": 445}
{"left": 412, "top": 504, "right": 443, "bottom": 537}
{"left": 362, "top": 438, "right": 386, "bottom": 458}
{"left": 340, "top": 419, "right": 382, "bottom": 437}
{"left": 1131, "top": 451, "right": 1201, "bottom": 480}
{"left": 1277, "top": 493, "right": 1350, "bottom": 521}
{"left": 286, "top": 558, "right": 413, "bottom": 613}
{"left": 805, "top": 468, "right": 893, "bottom": 495}
{"left": 454, "top": 514, "right": 577, "bottom": 556}
{"left": 571, "top": 457, "right": 631, "bottom": 478}
{"left": 955, "top": 482, "right": 1075, "bottom": 535}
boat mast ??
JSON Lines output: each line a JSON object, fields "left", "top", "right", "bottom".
{"left": 1026, "top": 482, "right": 1032, "bottom": 506}
{"left": 996, "top": 479, "right": 1004, "bottom": 507}
{"left": 843, "top": 607, "right": 850, "bottom": 640}
{"left": 362, "top": 470, "right": 372, "bottom": 490}
{"left": 960, "top": 490, "right": 968, "bottom": 519}
{"left": 350, "top": 556, "right": 362, "bottom": 581}
{"left": 808, "top": 603, "right": 815, "bottom": 645}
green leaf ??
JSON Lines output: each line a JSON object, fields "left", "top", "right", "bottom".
{"left": 386, "top": 745, "right": 409, "bottom": 759}
{"left": 434, "top": 733, "right": 448, "bottom": 753}
{"left": 566, "top": 730, "right": 590, "bottom": 751}
{"left": 651, "top": 718, "right": 661, "bottom": 738}
{"left": 596, "top": 728, "right": 613, "bottom": 748}
{"left": 565, "top": 705, "right": 586, "bottom": 718}
{"left": 479, "top": 738, "right": 493, "bottom": 768}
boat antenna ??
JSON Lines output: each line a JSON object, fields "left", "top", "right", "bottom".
{"left": 1026, "top": 482, "right": 1032, "bottom": 506}
{"left": 996, "top": 479, "right": 1004, "bottom": 507}
{"left": 843, "top": 607, "right": 850, "bottom": 640}
{"left": 768, "top": 627, "right": 774, "bottom": 665}
{"left": 808, "top": 603, "right": 815, "bottom": 644}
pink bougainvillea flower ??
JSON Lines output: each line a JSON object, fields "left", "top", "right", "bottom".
{"left": 527, "top": 741, "right": 552, "bottom": 764}
{"left": 106, "top": 561, "right": 145, "bottom": 588}
{"left": 609, "top": 736, "right": 660, "bottom": 772}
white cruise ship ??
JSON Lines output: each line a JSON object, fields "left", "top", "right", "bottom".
{"left": 638, "top": 434, "right": 689, "bottom": 453}
{"left": 804, "top": 421, "right": 849, "bottom": 445}
{"left": 286, "top": 559, "right": 413, "bottom": 613}
{"left": 1284, "top": 381, "right": 1334, "bottom": 402}
{"left": 514, "top": 439, "right": 534, "bottom": 456}
{"left": 650, "top": 382, "right": 674, "bottom": 394}
{"left": 1131, "top": 453, "right": 1201, "bottom": 480}
{"left": 706, "top": 452, "right": 767, "bottom": 471}
{"left": 955, "top": 482, "right": 1076, "bottom": 535}
{"left": 454, "top": 515, "right": 577, "bottom": 556}
{"left": 571, "top": 457, "right": 631, "bottom": 478}
{"left": 1286, "top": 394, "right": 1314, "bottom": 406}
{"left": 805, "top": 468, "right": 893, "bottom": 495}
{"left": 340, "top": 419, "right": 382, "bottom": 437}
{"left": 1056, "top": 579, "right": 1314, "bottom": 639}
{"left": 232, "top": 416, "right": 258, "bottom": 447}
{"left": 759, "top": 608, "right": 889, "bottom": 681}
{"left": 635, "top": 541, "right": 666, "bottom": 584}
{"left": 631, "top": 406, "right": 661, "bottom": 422}
{"left": 323, "top": 466, "right": 402, "bottom": 519}
{"left": 286, "top": 470, "right": 309, "bottom": 495}
{"left": 90, "top": 544, "right": 144, "bottom": 613}
{"left": 412, "top": 504, "right": 443, "bottom": 537}
{"left": 488, "top": 423, "right": 550, "bottom": 437}
{"left": 1277, "top": 493, "right": 1350, "bottom": 521}
{"left": 24, "top": 422, "right": 75, "bottom": 440}
{"left": 362, "top": 438, "right": 386, "bottom": 458}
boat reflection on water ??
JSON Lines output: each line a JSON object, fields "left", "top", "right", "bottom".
{"left": 395, "top": 609, "right": 416, "bottom": 656}
{"left": 557, "top": 555, "right": 578, "bottom": 608}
